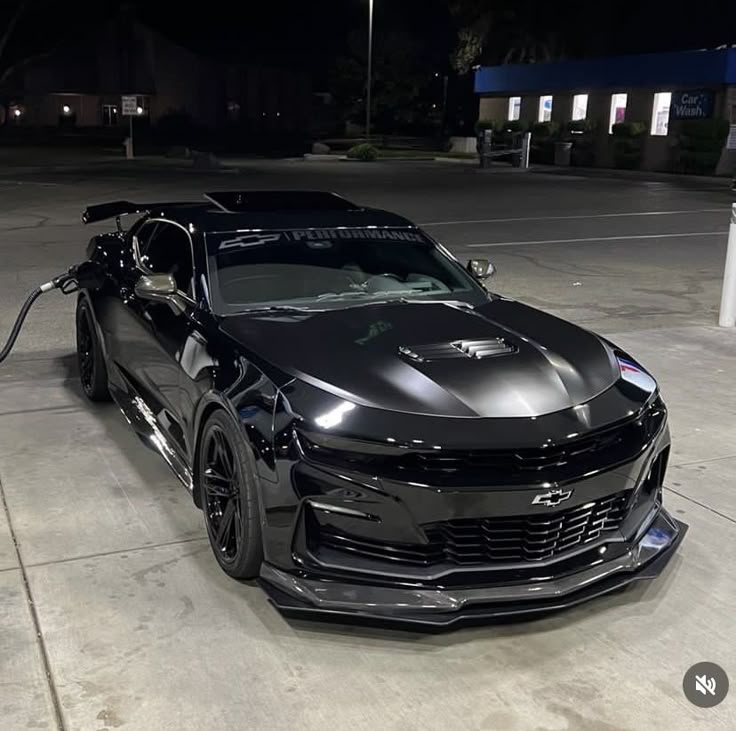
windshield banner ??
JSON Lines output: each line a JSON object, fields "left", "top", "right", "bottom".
{"left": 211, "top": 228, "right": 427, "bottom": 252}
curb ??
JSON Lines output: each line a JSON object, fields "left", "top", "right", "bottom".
{"left": 531, "top": 164, "right": 730, "bottom": 185}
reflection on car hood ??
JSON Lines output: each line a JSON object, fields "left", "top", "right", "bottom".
{"left": 220, "top": 300, "right": 620, "bottom": 418}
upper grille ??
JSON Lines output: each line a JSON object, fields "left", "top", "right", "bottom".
{"left": 398, "top": 337, "right": 516, "bottom": 362}
{"left": 300, "top": 399, "right": 666, "bottom": 487}
{"left": 317, "top": 490, "right": 632, "bottom": 567}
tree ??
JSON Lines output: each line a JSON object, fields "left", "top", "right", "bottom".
{"left": 0, "top": 1, "right": 27, "bottom": 85}
{"left": 0, "top": 0, "right": 56, "bottom": 124}
{"left": 448, "top": 0, "right": 568, "bottom": 73}
{"left": 0, "top": 0, "right": 111, "bottom": 123}
{"left": 448, "top": 0, "right": 492, "bottom": 74}
{"left": 330, "top": 29, "right": 438, "bottom": 134}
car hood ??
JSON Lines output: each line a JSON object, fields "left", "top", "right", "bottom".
{"left": 220, "top": 300, "right": 619, "bottom": 418}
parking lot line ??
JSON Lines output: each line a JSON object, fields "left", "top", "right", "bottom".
{"left": 466, "top": 231, "right": 727, "bottom": 247}
{"left": 420, "top": 208, "right": 724, "bottom": 227}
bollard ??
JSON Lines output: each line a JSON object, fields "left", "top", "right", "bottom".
{"left": 521, "top": 132, "right": 531, "bottom": 169}
{"left": 718, "top": 203, "right": 736, "bottom": 327}
{"left": 479, "top": 129, "right": 493, "bottom": 169}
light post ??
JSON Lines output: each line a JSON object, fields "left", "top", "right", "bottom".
{"left": 442, "top": 74, "right": 448, "bottom": 132}
{"left": 366, "top": 0, "right": 373, "bottom": 140}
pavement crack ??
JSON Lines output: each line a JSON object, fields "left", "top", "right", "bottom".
{"left": 663, "top": 485, "right": 736, "bottom": 525}
{"left": 0, "top": 474, "right": 67, "bottom": 731}
{"left": 669, "top": 453, "right": 736, "bottom": 469}
{"left": 24, "top": 536, "right": 208, "bottom": 570}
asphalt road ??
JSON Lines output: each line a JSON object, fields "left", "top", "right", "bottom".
{"left": 0, "top": 155, "right": 734, "bottom": 730}
{"left": 1, "top": 156, "right": 732, "bottom": 338}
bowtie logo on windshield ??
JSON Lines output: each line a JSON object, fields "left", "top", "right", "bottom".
{"left": 531, "top": 488, "right": 573, "bottom": 507}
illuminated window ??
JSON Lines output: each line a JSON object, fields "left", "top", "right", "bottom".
{"left": 538, "top": 95, "right": 553, "bottom": 122}
{"left": 650, "top": 92, "right": 672, "bottom": 136}
{"left": 609, "top": 93, "right": 627, "bottom": 133}
{"left": 102, "top": 104, "right": 118, "bottom": 126}
{"left": 227, "top": 101, "right": 241, "bottom": 121}
{"left": 508, "top": 96, "right": 521, "bottom": 121}
{"left": 572, "top": 94, "right": 588, "bottom": 121}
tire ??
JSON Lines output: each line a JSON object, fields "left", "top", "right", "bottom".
{"left": 76, "top": 298, "right": 111, "bottom": 402}
{"left": 199, "top": 410, "right": 263, "bottom": 579}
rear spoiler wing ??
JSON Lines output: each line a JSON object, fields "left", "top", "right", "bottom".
{"left": 81, "top": 201, "right": 148, "bottom": 225}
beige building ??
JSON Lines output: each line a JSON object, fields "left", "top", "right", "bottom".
{"left": 1, "top": 9, "right": 311, "bottom": 135}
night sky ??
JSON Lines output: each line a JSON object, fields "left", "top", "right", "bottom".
{"left": 2, "top": 0, "right": 736, "bottom": 84}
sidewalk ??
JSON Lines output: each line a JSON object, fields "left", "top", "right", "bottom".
{"left": 531, "top": 163, "right": 730, "bottom": 187}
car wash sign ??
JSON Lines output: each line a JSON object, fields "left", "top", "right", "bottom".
{"left": 671, "top": 91, "right": 714, "bottom": 120}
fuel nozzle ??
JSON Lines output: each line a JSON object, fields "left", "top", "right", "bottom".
{"left": 48, "top": 260, "right": 106, "bottom": 293}
{"left": 1, "top": 260, "right": 107, "bottom": 365}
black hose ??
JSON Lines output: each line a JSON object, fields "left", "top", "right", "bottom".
{"left": 0, "top": 265, "right": 93, "bottom": 365}
{"left": 0, "top": 287, "right": 44, "bottom": 364}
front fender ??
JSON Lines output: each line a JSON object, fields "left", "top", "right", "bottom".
{"left": 190, "top": 365, "right": 279, "bottom": 507}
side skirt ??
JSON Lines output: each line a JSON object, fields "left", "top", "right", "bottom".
{"left": 109, "top": 383, "right": 194, "bottom": 493}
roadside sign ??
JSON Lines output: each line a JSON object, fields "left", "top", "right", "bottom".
{"left": 121, "top": 96, "right": 138, "bottom": 116}
{"left": 670, "top": 91, "right": 714, "bottom": 120}
{"left": 121, "top": 96, "right": 139, "bottom": 159}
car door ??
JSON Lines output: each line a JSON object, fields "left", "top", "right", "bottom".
{"left": 121, "top": 219, "right": 196, "bottom": 458}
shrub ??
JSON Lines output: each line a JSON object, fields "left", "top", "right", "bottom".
{"left": 679, "top": 118, "right": 729, "bottom": 141}
{"left": 474, "top": 119, "right": 499, "bottom": 134}
{"left": 566, "top": 119, "right": 596, "bottom": 135}
{"left": 675, "top": 118, "right": 729, "bottom": 175}
{"left": 154, "top": 109, "right": 198, "bottom": 146}
{"left": 347, "top": 143, "right": 379, "bottom": 161}
{"left": 610, "top": 121, "right": 647, "bottom": 169}
{"left": 531, "top": 121, "right": 560, "bottom": 139}
{"left": 501, "top": 119, "right": 528, "bottom": 133}
{"left": 563, "top": 119, "right": 597, "bottom": 167}
{"left": 611, "top": 121, "right": 647, "bottom": 138}
{"left": 678, "top": 150, "right": 723, "bottom": 175}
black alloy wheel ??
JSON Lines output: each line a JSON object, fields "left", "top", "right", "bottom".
{"left": 75, "top": 299, "right": 110, "bottom": 402}
{"left": 200, "top": 411, "right": 263, "bottom": 579}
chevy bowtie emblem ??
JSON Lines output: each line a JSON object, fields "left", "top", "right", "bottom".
{"left": 532, "top": 488, "right": 573, "bottom": 507}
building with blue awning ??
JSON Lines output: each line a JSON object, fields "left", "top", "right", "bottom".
{"left": 474, "top": 49, "right": 736, "bottom": 173}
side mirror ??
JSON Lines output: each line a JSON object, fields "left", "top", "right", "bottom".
{"left": 467, "top": 258, "right": 496, "bottom": 281}
{"left": 134, "top": 274, "right": 186, "bottom": 314}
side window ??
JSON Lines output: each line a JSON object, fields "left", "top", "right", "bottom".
{"left": 138, "top": 222, "right": 194, "bottom": 296}
{"left": 134, "top": 222, "right": 158, "bottom": 263}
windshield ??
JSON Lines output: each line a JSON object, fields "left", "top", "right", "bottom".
{"left": 206, "top": 228, "right": 488, "bottom": 313}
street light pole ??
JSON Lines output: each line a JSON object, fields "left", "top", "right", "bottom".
{"left": 442, "top": 74, "right": 448, "bottom": 133}
{"left": 366, "top": 0, "right": 373, "bottom": 140}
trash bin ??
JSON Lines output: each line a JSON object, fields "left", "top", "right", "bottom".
{"left": 554, "top": 142, "right": 573, "bottom": 167}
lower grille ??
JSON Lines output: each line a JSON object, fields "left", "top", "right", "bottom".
{"left": 425, "top": 491, "right": 630, "bottom": 563}
{"left": 318, "top": 490, "right": 632, "bottom": 567}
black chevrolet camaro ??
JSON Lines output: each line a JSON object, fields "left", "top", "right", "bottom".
{"left": 76, "top": 190, "right": 685, "bottom": 627}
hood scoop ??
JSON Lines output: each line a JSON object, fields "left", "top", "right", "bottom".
{"left": 399, "top": 338, "right": 517, "bottom": 363}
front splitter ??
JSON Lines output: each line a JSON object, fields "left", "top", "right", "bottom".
{"left": 259, "top": 510, "right": 687, "bottom": 629}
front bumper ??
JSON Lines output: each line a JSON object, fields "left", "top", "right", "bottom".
{"left": 260, "top": 509, "right": 686, "bottom": 628}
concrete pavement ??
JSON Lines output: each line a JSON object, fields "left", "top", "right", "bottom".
{"left": 0, "top": 157, "right": 734, "bottom": 730}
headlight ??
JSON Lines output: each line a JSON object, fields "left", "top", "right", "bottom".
{"left": 615, "top": 351, "right": 658, "bottom": 395}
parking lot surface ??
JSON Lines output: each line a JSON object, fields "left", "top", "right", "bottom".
{"left": 1, "top": 156, "right": 734, "bottom": 730}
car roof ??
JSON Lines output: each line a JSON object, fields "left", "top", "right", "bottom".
{"left": 145, "top": 191, "right": 416, "bottom": 232}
